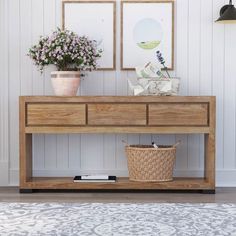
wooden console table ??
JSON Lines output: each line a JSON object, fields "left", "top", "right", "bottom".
{"left": 19, "top": 96, "right": 215, "bottom": 193}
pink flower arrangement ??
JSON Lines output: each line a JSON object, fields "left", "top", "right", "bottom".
{"left": 28, "top": 28, "right": 102, "bottom": 72}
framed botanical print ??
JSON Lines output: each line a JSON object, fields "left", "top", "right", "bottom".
{"left": 62, "top": 0, "right": 116, "bottom": 70}
{"left": 121, "top": 0, "right": 174, "bottom": 70}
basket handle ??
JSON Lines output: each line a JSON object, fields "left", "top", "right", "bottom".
{"left": 172, "top": 140, "right": 181, "bottom": 148}
{"left": 122, "top": 140, "right": 129, "bottom": 146}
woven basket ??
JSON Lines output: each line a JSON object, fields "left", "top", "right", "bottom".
{"left": 125, "top": 144, "right": 178, "bottom": 182}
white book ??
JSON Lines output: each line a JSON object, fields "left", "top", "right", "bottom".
{"left": 81, "top": 174, "right": 109, "bottom": 180}
{"left": 74, "top": 179, "right": 116, "bottom": 183}
{"left": 73, "top": 176, "right": 116, "bottom": 182}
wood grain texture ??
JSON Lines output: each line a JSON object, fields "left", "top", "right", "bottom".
{"left": 19, "top": 96, "right": 215, "bottom": 191}
{"left": 27, "top": 104, "right": 86, "bottom": 126}
{"left": 88, "top": 104, "right": 146, "bottom": 125}
{"left": 25, "top": 126, "right": 211, "bottom": 134}
{"left": 23, "top": 177, "right": 211, "bottom": 190}
{"left": 204, "top": 97, "right": 216, "bottom": 188}
{"left": 21, "top": 96, "right": 213, "bottom": 103}
{"left": 19, "top": 98, "right": 32, "bottom": 187}
{"left": 149, "top": 103, "right": 209, "bottom": 126}
{"left": 205, "top": 134, "right": 215, "bottom": 188}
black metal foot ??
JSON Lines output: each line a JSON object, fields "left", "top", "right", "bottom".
{"left": 202, "top": 189, "right": 215, "bottom": 194}
{"left": 19, "top": 189, "right": 33, "bottom": 193}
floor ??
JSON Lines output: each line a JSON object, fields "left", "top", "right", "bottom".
{"left": 0, "top": 187, "right": 236, "bottom": 203}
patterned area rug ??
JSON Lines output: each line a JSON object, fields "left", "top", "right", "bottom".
{"left": 0, "top": 203, "right": 236, "bottom": 235}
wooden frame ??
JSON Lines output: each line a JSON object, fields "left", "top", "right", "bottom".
{"left": 19, "top": 96, "right": 216, "bottom": 193}
{"left": 62, "top": 0, "right": 116, "bottom": 70}
{"left": 121, "top": 0, "right": 175, "bottom": 70}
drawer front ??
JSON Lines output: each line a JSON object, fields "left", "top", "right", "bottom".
{"left": 27, "top": 104, "right": 86, "bottom": 126}
{"left": 88, "top": 104, "right": 147, "bottom": 125}
{"left": 149, "top": 103, "right": 208, "bottom": 126}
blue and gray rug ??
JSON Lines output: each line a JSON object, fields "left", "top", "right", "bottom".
{"left": 0, "top": 203, "right": 236, "bottom": 235}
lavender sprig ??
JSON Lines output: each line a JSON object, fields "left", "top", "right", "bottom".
{"left": 156, "top": 51, "right": 170, "bottom": 78}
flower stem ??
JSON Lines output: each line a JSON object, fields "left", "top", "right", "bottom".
{"left": 164, "top": 67, "right": 171, "bottom": 78}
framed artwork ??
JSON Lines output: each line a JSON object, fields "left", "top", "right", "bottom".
{"left": 62, "top": 0, "right": 116, "bottom": 70}
{"left": 121, "top": 0, "right": 174, "bottom": 70}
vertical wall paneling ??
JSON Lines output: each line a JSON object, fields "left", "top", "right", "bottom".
{"left": 0, "top": 0, "right": 4, "bottom": 176}
{"left": 176, "top": 0, "right": 188, "bottom": 96}
{"left": 0, "top": 0, "right": 9, "bottom": 185}
{"left": 8, "top": 0, "right": 20, "bottom": 182}
{"left": 81, "top": 71, "right": 104, "bottom": 96}
{"left": 56, "top": 135, "right": 69, "bottom": 169}
{"left": 223, "top": 24, "right": 236, "bottom": 169}
{"left": 188, "top": 0, "right": 201, "bottom": 96}
{"left": 104, "top": 72, "right": 116, "bottom": 95}
{"left": 116, "top": 71, "right": 128, "bottom": 96}
{"left": 116, "top": 134, "right": 128, "bottom": 175}
{"left": 68, "top": 134, "right": 81, "bottom": 170}
{"left": 20, "top": 0, "right": 32, "bottom": 95}
{"left": 2, "top": 0, "right": 236, "bottom": 185}
{"left": 44, "top": 0, "right": 56, "bottom": 96}
{"left": 103, "top": 134, "right": 117, "bottom": 171}
{"left": 200, "top": 0, "right": 213, "bottom": 96}
{"left": 32, "top": 135, "right": 44, "bottom": 172}
{"left": 140, "top": 135, "right": 152, "bottom": 145}
{"left": 81, "top": 134, "right": 104, "bottom": 171}
{"left": 212, "top": 0, "right": 225, "bottom": 170}
{"left": 42, "top": 134, "right": 57, "bottom": 172}
{"left": 31, "top": 0, "right": 44, "bottom": 95}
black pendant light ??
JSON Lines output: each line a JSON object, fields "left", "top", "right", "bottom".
{"left": 216, "top": 0, "right": 236, "bottom": 23}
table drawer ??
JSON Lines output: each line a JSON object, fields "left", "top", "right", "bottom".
{"left": 149, "top": 103, "right": 208, "bottom": 126}
{"left": 88, "top": 104, "right": 146, "bottom": 125}
{"left": 27, "top": 104, "right": 86, "bottom": 126}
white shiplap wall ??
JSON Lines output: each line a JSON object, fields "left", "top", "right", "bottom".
{"left": 1, "top": 0, "right": 236, "bottom": 186}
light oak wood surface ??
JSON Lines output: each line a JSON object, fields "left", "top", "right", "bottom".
{"left": 20, "top": 96, "right": 213, "bottom": 103}
{"left": 88, "top": 104, "right": 146, "bottom": 125}
{"left": 27, "top": 104, "right": 86, "bottom": 126}
{"left": 22, "top": 177, "right": 212, "bottom": 190}
{"left": 25, "top": 126, "right": 211, "bottom": 134}
{"left": 149, "top": 103, "right": 208, "bottom": 126}
{"left": 19, "top": 96, "right": 216, "bottom": 192}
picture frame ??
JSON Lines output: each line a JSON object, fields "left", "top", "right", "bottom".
{"left": 62, "top": 0, "right": 116, "bottom": 70}
{"left": 121, "top": 0, "right": 175, "bottom": 70}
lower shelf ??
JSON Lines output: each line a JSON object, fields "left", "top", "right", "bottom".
{"left": 21, "top": 177, "right": 214, "bottom": 190}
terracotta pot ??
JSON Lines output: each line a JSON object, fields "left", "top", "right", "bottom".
{"left": 51, "top": 71, "right": 80, "bottom": 96}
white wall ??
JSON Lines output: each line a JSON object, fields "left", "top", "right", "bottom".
{"left": 1, "top": 0, "right": 236, "bottom": 186}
